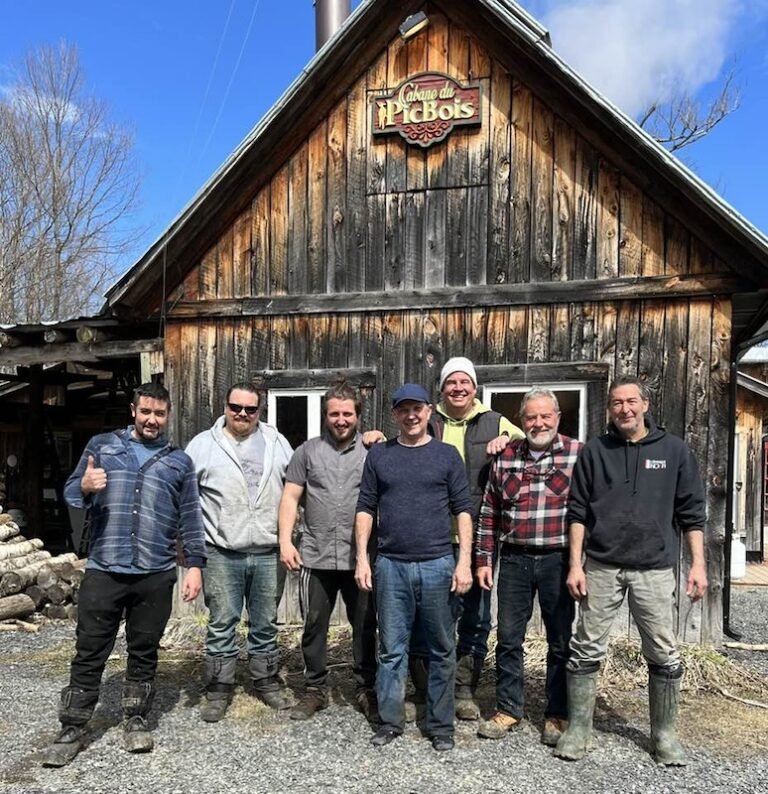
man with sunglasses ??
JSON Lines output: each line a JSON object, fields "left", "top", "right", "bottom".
{"left": 186, "top": 382, "right": 293, "bottom": 722}
{"left": 475, "top": 387, "right": 582, "bottom": 746}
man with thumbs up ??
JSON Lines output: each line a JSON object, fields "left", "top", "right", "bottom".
{"left": 42, "top": 382, "right": 206, "bottom": 767}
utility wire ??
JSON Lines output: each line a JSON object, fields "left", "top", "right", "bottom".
{"left": 160, "top": 0, "right": 237, "bottom": 327}
{"left": 175, "top": 0, "right": 237, "bottom": 200}
{"left": 200, "top": 0, "right": 262, "bottom": 160}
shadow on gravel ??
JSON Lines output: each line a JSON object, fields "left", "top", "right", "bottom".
{"left": 594, "top": 695, "right": 651, "bottom": 754}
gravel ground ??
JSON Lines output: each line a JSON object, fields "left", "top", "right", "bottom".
{"left": 1, "top": 588, "right": 767, "bottom": 794}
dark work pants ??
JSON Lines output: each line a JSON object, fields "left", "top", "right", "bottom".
{"left": 299, "top": 567, "right": 377, "bottom": 690}
{"left": 496, "top": 548, "right": 573, "bottom": 720}
{"left": 69, "top": 569, "right": 177, "bottom": 691}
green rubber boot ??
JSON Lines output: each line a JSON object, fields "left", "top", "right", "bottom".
{"left": 553, "top": 671, "right": 598, "bottom": 761}
{"left": 648, "top": 666, "right": 687, "bottom": 766}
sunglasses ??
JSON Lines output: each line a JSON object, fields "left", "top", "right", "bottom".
{"left": 227, "top": 402, "right": 259, "bottom": 416}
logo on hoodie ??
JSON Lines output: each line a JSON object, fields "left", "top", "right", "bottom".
{"left": 645, "top": 459, "right": 667, "bottom": 470}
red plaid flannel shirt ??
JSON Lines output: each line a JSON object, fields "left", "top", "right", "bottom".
{"left": 475, "top": 434, "right": 583, "bottom": 567}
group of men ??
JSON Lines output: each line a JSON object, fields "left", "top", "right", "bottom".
{"left": 42, "top": 356, "right": 707, "bottom": 767}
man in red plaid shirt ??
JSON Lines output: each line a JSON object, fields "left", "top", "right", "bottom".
{"left": 475, "top": 387, "right": 583, "bottom": 746}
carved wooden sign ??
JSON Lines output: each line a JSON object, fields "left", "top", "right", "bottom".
{"left": 371, "top": 71, "right": 482, "bottom": 148}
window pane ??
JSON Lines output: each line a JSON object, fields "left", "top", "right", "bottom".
{"left": 275, "top": 396, "right": 308, "bottom": 450}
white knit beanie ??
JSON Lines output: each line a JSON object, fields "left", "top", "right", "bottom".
{"left": 439, "top": 357, "right": 477, "bottom": 390}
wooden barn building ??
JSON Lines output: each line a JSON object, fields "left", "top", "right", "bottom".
{"left": 3, "top": 0, "right": 768, "bottom": 643}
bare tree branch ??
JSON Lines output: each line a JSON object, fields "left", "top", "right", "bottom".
{"left": 639, "top": 71, "right": 740, "bottom": 152}
{"left": 0, "top": 42, "right": 142, "bottom": 324}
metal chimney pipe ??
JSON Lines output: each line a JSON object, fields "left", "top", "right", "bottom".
{"left": 315, "top": 0, "right": 351, "bottom": 50}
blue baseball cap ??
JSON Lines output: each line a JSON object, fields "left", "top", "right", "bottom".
{"left": 392, "top": 383, "right": 430, "bottom": 407}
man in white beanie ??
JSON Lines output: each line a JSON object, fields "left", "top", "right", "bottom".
{"left": 407, "top": 356, "right": 523, "bottom": 721}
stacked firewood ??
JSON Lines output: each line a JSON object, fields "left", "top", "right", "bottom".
{"left": 0, "top": 512, "right": 85, "bottom": 624}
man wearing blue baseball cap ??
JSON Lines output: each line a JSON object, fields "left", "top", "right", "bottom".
{"left": 355, "top": 384, "right": 474, "bottom": 752}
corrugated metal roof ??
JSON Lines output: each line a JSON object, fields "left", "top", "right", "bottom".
{"left": 740, "top": 344, "right": 768, "bottom": 364}
{"left": 737, "top": 371, "right": 768, "bottom": 399}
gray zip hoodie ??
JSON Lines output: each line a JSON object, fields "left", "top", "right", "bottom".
{"left": 186, "top": 416, "right": 293, "bottom": 551}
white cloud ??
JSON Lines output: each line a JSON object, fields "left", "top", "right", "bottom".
{"left": 530, "top": 0, "right": 745, "bottom": 116}
{"left": 0, "top": 84, "right": 80, "bottom": 125}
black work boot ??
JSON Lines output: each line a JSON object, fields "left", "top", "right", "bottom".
{"left": 648, "top": 664, "right": 687, "bottom": 766}
{"left": 248, "top": 654, "right": 293, "bottom": 711}
{"left": 554, "top": 670, "right": 598, "bottom": 761}
{"left": 122, "top": 681, "right": 154, "bottom": 753}
{"left": 455, "top": 654, "right": 483, "bottom": 721}
{"left": 41, "top": 686, "right": 99, "bottom": 767}
{"left": 405, "top": 656, "right": 429, "bottom": 723}
{"left": 200, "top": 656, "right": 237, "bottom": 723}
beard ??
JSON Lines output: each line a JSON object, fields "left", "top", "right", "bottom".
{"left": 526, "top": 427, "right": 557, "bottom": 450}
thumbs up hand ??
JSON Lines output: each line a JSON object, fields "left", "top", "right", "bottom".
{"left": 81, "top": 454, "right": 108, "bottom": 494}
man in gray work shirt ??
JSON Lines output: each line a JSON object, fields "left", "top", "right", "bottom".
{"left": 278, "top": 383, "right": 377, "bottom": 721}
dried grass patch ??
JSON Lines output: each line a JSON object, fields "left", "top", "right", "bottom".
{"left": 158, "top": 619, "right": 768, "bottom": 755}
{"left": 515, "top": 634, "right": 768, "bottom": 699}
{"left": 513, "top": 634, "right": 768, "bottom": 758}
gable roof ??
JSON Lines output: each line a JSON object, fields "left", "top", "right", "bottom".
{"left": 105, "top": 0, "right": 768, "bottom": 330}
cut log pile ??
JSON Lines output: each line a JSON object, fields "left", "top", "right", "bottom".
{"left": 0, "top": 512, "right": 85, "bottom": 624}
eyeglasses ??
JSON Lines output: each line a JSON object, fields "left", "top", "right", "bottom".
{"left": 227, "top": 402, "right": 258, "bottom": 416}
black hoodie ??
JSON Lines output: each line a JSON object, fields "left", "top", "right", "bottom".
{"left": 566, "top": 415, "right": 706, "bottom": 569}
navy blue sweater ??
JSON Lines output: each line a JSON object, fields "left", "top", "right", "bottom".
{"left": 356, "top": 438, "right": 473, "bottom": 561}
{"left": 567, "top": 416, "right": 706, "bottom": 569}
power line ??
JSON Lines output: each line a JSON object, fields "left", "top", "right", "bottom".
{"left": 200, "top": 0, "right": 262, "bottom": 160}
{"left": 174, "top": 0, "right": 237, "bottom": 201}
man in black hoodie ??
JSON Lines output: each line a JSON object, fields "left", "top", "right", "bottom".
{"left": 554, "top": 376, "right": 707, "bottom": 767}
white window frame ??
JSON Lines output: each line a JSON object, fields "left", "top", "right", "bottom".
{"left": 481, "top": 382, "right": 589, "bottom": 442}
{"left": 266, "top": 389, "right": 325, "bottom": 441}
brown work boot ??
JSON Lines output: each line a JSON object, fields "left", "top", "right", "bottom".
{"left": 477, "top": 711, "right": 521, "bottom": 739}
{"left": 542, "top": 718, "right": 568, "bottom": 746}
{"left": 355, "top": 688, "right": 379, "bottom": 723}
{"left": 455, "top": 697, "right": 481, "bottom": 721}
{"left": 290, "top": 688, "right": 328, "bottom": 721}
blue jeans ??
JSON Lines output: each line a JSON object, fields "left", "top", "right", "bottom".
{"left": 374, "top": 554, "right": 458, "bottom": 737}
{"left": 496, "top": 548, "right": 573, "bottom": 720}
{"left": 203, "top": 545, "right": 285, "bottom": 660}
{"left": 410, "top": 549, "right": 491, "bottom": 661}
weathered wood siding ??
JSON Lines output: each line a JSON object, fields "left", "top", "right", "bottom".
{"left": 164, "top": 15, "right": 733, "bottom": 643}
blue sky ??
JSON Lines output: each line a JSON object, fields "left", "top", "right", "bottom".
{"left": 1, "top": 0, "right": 767, "bottom": 276}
